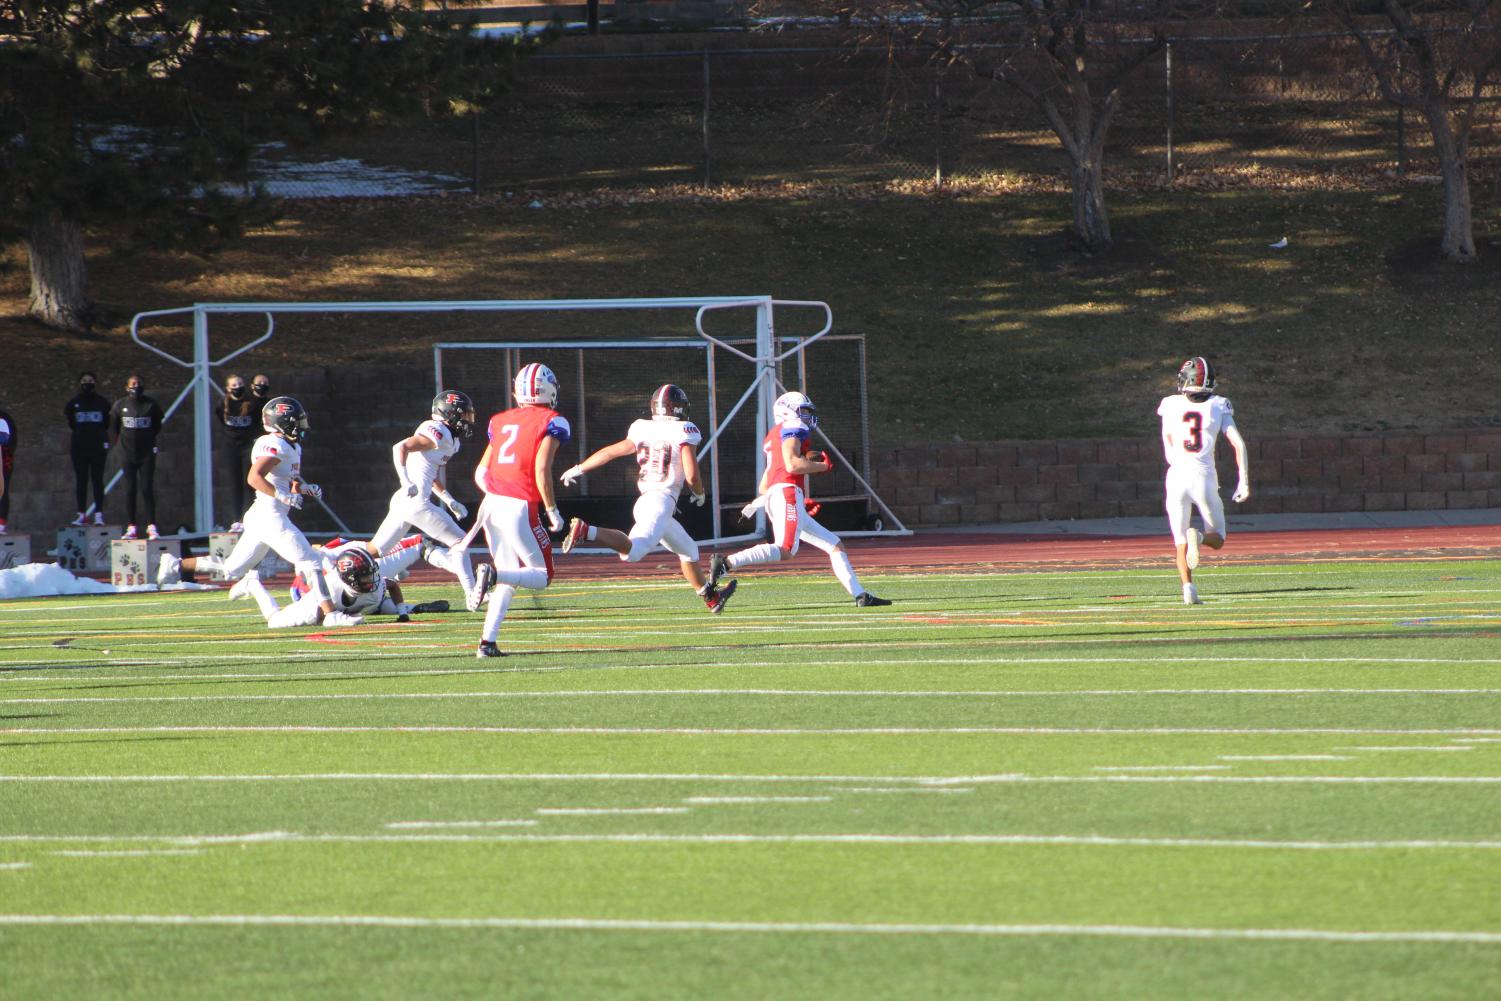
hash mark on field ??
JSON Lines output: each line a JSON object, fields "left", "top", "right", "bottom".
{"left": 52, "top": 849, "right": 201, "bottom": 858}
{"left": 1219, "top": 755, "right": 1353, "bottom": 761}
{"left": 683, "top": 797, "right": 833, "bottom": 804}
{"left": 0, "top": 914, "right": 1498, "bottom": 944}
{"left": 535, "top": 807, "right": 690, "bottom": 816}
{"left": 1094, "top": 766, "right": 1230, "bottom": 772}
{"left": 1340, "top": 746, "right": 1475, "bottom": 752}
{"left": 0, "top": 862, "right": 30, "bottom": 871}
{"left": 385, "top": 820, "right": 538, "bottom": 829}
{"left": 843, "top": 787, "right": 974, "bottom": 795}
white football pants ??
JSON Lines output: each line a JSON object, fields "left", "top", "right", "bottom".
{"left": 1164, "top": 464, "right": 1227, "bottom": 545}
{"left": 623, "top": 492, "right": 699, "bottom": 563}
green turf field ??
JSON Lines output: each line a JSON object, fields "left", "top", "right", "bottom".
{"left": 2, "top": 557, "right": 1500, "bottom": 999}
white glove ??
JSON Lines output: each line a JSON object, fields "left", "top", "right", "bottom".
{"left": 276, "top": 490, "right": 303, "bottom": 510}
{"left": 298, "top": 481, "right": 323, "bottom": 501}
{"left": 545, "top": 506, "right": 565, "bottom": 533}
{"left": 688, "top": 489, "right": 706, "bottom": 507}
{"left": 739, "top": 496, "right": 765, "bottom": 520}
{"left": 1233, "top": 481, "right": 1251, "bottom": 503}
{"left": 560, "top": 464, "right": 584, "bottom": 487}
{"left": 440, "top": 494, "right": 468, "bottom": 520}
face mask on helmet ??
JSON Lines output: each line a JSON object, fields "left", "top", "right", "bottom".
{"left": 335, "top": 551, "right": 377, "bottom": 593}
{"left": 513, "top": 363, "right": 559, "bottom": 407}
{"left": 432, "top": 389, "right": 476, "bottom": 438}
{"left": 650, "top": 384, "right": 689, "bottom": 420}
{"left": 263, "top": 397, "right": 310, "bottom": 441}
{"left": 773, "top": 392, "right": 818, "bottom": 428}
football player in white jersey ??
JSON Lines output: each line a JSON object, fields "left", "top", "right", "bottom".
{"left": 155, "top": 397, "right": 359, "bottom": 627}
{"left": 365, "top": 390, "right": 487, "bottom": 611}
{"left": 557, "top": 384, "right": 736, "bottom": 613}
{"left": 228, "top": 541, "right": 431, "bottom": 628}
{"left": 1158, "top": 357, "right": 1251, "bottom": 605}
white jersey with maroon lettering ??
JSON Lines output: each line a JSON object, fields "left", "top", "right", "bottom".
{"left": 404, "top": 419, "right": 463, "bottom": 499}
{"left": 627, "top": 417, "right": 701, "bottom": 497}
{"left": 1157, "top": 394, "right": 1236, "bottom": 472}
{"left": 249, "top": 433, "right": 302, "bottom": 512}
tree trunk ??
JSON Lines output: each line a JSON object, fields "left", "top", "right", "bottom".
{"left": 1422, "top": 105, "right": 1476, "bottom": 263}
{"left": 1070, "top": 156, "right": 1112, "bottom": 251}
{"left": 26, "top": 210, "right": 90, "bottom": 331}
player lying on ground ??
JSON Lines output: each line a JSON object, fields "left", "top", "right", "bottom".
{"left": 156, "top": 397, "right": 360, "bottom": 627}
{"left": 558, "top": 383, "right": 736, "bottom": 614}
{"left": 710, "top": 391, "right": 890, "bottom": 608}
{"left": 363, "top": 389, "right": 490, "bottom": 612}
{"left": 461, "top": 362, "right": 570, "bottom": 659}
{"left": 230, "top": 540, "right": 443, "bottom": 628}
{"left": 1158, "top": 356, "right": 1251, "bottom": 605}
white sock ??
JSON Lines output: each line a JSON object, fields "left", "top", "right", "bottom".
{"left": 481, "top": 584, "right": 516, "bottom": 643}
{"left": 829, "top": 549, "right": 861, "bottom": 597}
{"left": 586, "top": 525, "right": 599, "bottom": 541}
{"left": 730, "top": 543, "right": 783, "bottom": 569}
{"left": 494, "top": 566, "right": 548, "bottom": 590}
{"left": 245, "top": 575, "right": 280, "bottom": 621}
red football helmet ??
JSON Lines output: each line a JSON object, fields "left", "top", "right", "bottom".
{"left": 1176, "top": 357, "right": 1216, "bottom": 397}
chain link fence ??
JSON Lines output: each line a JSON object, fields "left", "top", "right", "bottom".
{"left": 276, "top": 32, "right": 1500, "bottom": 197}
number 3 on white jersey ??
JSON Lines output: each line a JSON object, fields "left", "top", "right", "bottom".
{"left": 493, "top": 424, "right": 520, "bottom": 464}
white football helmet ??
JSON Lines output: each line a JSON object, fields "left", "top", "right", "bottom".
{"left": 514, "top": 363, "right": 559, "bottom": 406}
{"left": 1176, "top": 357, "right": 1216, "bottom": 398}
{"left": 773, "top": 391, "right": 818, "bottom": 428}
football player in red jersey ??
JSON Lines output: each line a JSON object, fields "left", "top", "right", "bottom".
{"left": 709, "top": 391, "right": 890, "bottom": 608}
{"left": 467, "top": 362, "right": 571, "bottom": 658}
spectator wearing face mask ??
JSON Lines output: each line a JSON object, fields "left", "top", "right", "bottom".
{"left": 64, "top": 370, "right": 111, "bottom": 526}
{"left": 218, "top": 373, "right": 259, "bottom": 531}
{"left": 0, "top": 401, "right": 14, "bottom": 535}
{"left": 251, "top": 375, "right": 272, "bottom": 415}
{"left": 108, "top": 374, "right": 165, "bottom": 540}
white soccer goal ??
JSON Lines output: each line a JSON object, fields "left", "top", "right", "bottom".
{"left": 129, "top": 296, "right": 910, "bottom": 546}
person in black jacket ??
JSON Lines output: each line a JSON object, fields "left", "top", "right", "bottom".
{"left": 218, "top": 373, "right": 259, "bottom": 530}
{"left": 108, "top": 374, "right": 165, "bottom": 540}
{"left": 64, "top": 371, "right": 111, "bottom": 526}
{"left": 0, "top": 404, "right": 14, "bottom": 535}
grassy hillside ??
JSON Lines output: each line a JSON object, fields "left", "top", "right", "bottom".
{"left": 3, "top": 182, "right": 1500, "bottom": 448}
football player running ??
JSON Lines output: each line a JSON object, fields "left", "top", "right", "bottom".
{"left": 1158, "top": 356, "right": 1251, "bottom": 605}
{"left": 365, "top": 389, "right": 486, "bottom": 611}
{"left": 464, "top": 363, "right": 571, "bottom": 658}
{"left": 558, "top": 384, "right": 736, "bottom": 614}
{"left": 156, "top": 397, "right": 359, "bottom": 628}
{"left": 709, "top": 391, "right": 890, "bottom": 608}
{"left": 229, "top": 540, "right": 432, "bottom": 628}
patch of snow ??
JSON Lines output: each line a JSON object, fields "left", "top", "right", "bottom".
{"left": 0, "top": 564, "right": 215, "bottom": 600}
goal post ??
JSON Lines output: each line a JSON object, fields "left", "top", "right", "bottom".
{"left": 128, "top": 295, "right": 910, "bottom": 545}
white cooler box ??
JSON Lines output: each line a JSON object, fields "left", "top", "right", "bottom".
{"left": 207, "top": 532, "right": 293, "bottom": 580}
{"left": 56, "top": 525, "right": 122, "bottom": 572}
{"left": 111, "top": 539, "right": 177, "bottom": 588}
{"left": 0, "top": 535, "right": 32, "bottom": 571}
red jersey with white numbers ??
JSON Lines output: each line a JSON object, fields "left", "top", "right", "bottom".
{"left": 481, "top": 406, "right": 572, "bottom": 502}
{"left": 762, "top": 420, "right": 813, "bottom": 494}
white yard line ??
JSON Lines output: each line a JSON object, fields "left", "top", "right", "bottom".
{"left": 535, "top": 807, "right": 690, "bottom": 816}
{"left": 51, "top": 849, "right": 201, "bottom": 858}
{"left": 0, "top": 913, "right": 1495, "bottom": 944}
{"left": 1341, "top": 746, "right": 1475, "bottom": 752}
{"left": 842, "top": 788, "right": 974, "bottom": 795}
{"left": 0, "top": 862, "right": 31, "bottom": 871}
{"left": 8, "top": 725, "right": 1501, "bottom": 738}
{"left": 1219, "top": 755, "right": 1353, "bottom": 762}
{"left": 385, "top": 820, "right": 538, "bottom": 829}
{"left": 1094, "top": 766, "right": 1231, "bottom": 772}
{"left": 684, "top": 797, "right": 834, "bottom": 804}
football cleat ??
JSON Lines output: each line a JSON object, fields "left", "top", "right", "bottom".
{"left": 561, "top": 517, "right": 589, "bottom": 554}
{"left": 854, "top": 592, "right": 892, "bottom": 608}
{"left": 262, "top": 396, "right": 311, "bottom": 441}
{"left": 1185, "top": 528, "right": 1202, "bottom": 570}
{"left": 476, "top": 640, "right": 505, "bottom": 659}
{"left": 146, "top": 524, "right": 160, "bottom": 541}
{"left": 410, "top": 600, "right": 450, "bottom": 614}
{"left": 513, "top": 362, "right": 559, "bottom": 407}
{"left": 1183, "top": 582, "right": 1202, "bottom": 605}
{"left": 467, "top": 562, "right": 497, "bottom": 613}
{"left": 432, "top": 389, "right": 477, "bottom": 438}
{"left": 321, "top": 611, "right": 363, "bottom": 627}
{"left": 1176, "top": 357, "right": 1216, "bottom": 398}
{"left": 772, "top": 390, "right": 818, "bottom": 428}
{"left": 708, "top": 553, "right": 730, "bottom": 590}
{"left": 156, "top": 552, "right": 181, "bottom": 587}
{"left": 650, "top": 384, "right": 690, "bottom": 420}
{"left": 227, "top": 571, "right": 258, "bottom": 601}
{"left": 122, "top": 524, "right": 139, "bottom": 540}
{"left": 704, "top": 578, "right": 737, "bottom": 615}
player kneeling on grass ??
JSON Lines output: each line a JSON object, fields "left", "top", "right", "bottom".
{"left": 558, "top": 383, "right": 736, "bottom": 614}
{"left": 710, "top": 391, "right": 890, "bottom": 608}
{"left": 364, "top": 389, "right": 488, "bottom": 611}
{"left": 463, "top": 363, "right": 570, "bottom": 659}
{"left": 1158, "top": 357, "right": 1251, "bottom": 605}
{"left": 156, "top": 397, "right": 359, "bottom": 628}
{"left": 231, "top": 540, "right": 440, "bottom": 628}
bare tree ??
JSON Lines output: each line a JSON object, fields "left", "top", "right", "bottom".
{"left": 1328, "top": 0, "right": 1501, "bottom": 262}
{"left": 796, "top": 2, "right": 1176, "bottom": 250}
